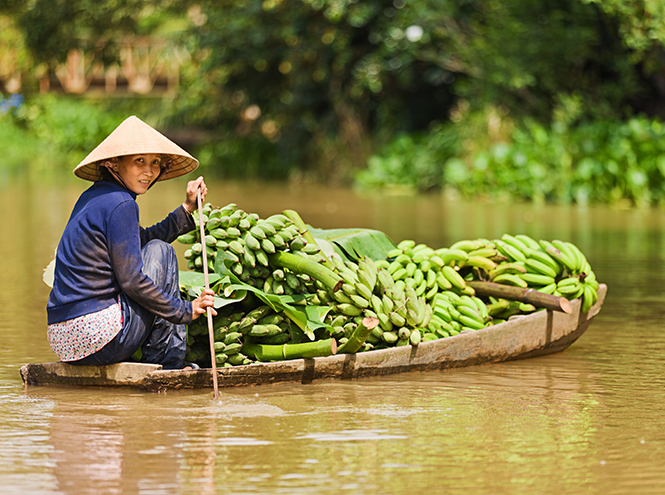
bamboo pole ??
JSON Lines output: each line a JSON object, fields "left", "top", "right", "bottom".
{"left": 197, "top": 188, "right": 219, "bottom": 399}
{"left": 467, "top": 281, "right": 572, "bottom": 314}
{"left": 337, "top": 317, "right": 380, "bottom": 354}
{"left": 242, "top": 338, "right": 337, "bottom": 361}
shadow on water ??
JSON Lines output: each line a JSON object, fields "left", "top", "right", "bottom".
{"left": 1, "top": 177, "right": 664, "bottom": 494}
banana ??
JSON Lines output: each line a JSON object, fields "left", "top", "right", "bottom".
{"left": 545, "top": 245, "right": 577, "bottom": 273}
{"left": 334, "top": 291, "right": 354, "bottom": 304}
{"left": 356, "top": 269, "right": 377, "bottom": 294}
{"left": 441, "top": 249, "right": 469, "bottom": 265}
{"left": 467, "top": 247, "right": 498, "bottom": 259}
{"left": 413, "top": 268, "right": 425, "bottom": 286}
{"left": 442, "top": 265, "right": 466, "bottom": 290}
{"left": 255, "top": 249, "right": 270, "bottom": 267}
{"left": 249, "top": 225, "right": 267, "bottom": 240}
{"left": 471, "top": 297, "right": 489, "bottom": 320}
{"left": 536, "top": 283, "right": 557, "bottom": 295}
{"left": 527, "top": 249, "right": 562, "bottom": 275}
{"left": 457, "top": 304, "right": 481, "bottom": 321}
{"left": 464, "top": 255, "right": 498, "bottom": 271}
{"left": 487, "top": 299, "right": 510, "bottom": 317}
{"left": 449, "top": 239, "right": 484, "bottom": 252}
{"left": 226, "top": 226, "right": 241, "bottom": 239}
{"left": 397, "top": 239, "right": 416, "bottom": 250}
{"left": 436, "top": 272, "right": 453, "bottom": 290}
{"left": 228, "top": 240, "right": 245, "bottom": 256}
{"left": 405, "top": 262, "right": 417, "bottom": 278}
{"left": 494, "top": 239, "right": 527, "bottom": 262}
{"left": 493, "top": 273, "right": 528, "bottom": 288}
{"left": 433, "top": 306, "right": 452, "bottom": 323}
{"left": 489, "top": 262, "right": 527, "bottom": 279}
{"left": 556, "top": 278, "right": 582, "bottom": 297}
{"left": 290, "top": 236, "right": 307, "bottom": 251}
{"left": 389, "top": 311, "right": 406, "bottom": 327}
{"left": 370, "top": 294, "right": 383, "bottom": 314}
{"left": 557, "top": 275, "right": 580, "bottom": 287}
{"left": 419, "top": 259, "right": 432, "bottom": 272}
{"left": 244, "top": 232, "right": 261, "bottom": 251}
{"left": 355, "top": 281, "right": 373, "bottom": 301}
{"left": 425, "top": 269, "right": 437, "bottom": 288}
{"left": 377, "top": 312, "right": 393, "bottom": 331}
{"left": 268, "top": 234, "right": 285, "bottom": 249}
{"left": 376, "top": 268, "right": 395, "bottom": 293}
{"left": 285, "top": 271, "right": 300, "bottom": 290}
{"left": 552, "top": 240, "right": 582, "bottom": 273}
{"left": 255, "top": 221, "right": 277, "bottom": 237}
{"left": 501, "top": 234, "right": 532, "bottom": 254}
{"left": 581, "top": 284, "right": 595, "bottom": 313}
{"left": 210, "top": 228, "right": 228, "bottom": 240}
{"left": 387, "top": 248, "right": 404, "bottom": 259}
{"left": 524, "top": 258, "right": 558, "bottom": 278}
{"left": 243, "top": 248, "right": 256, "bottom": 268}
{"left": 458, "top": 314, "right": 484, "bottom": 330}
{"left": 429, "top": 255, "right": 445, "bottom": 269}
{"left": 514, "top": 234, "right": 541, "bottom": 251}
{"left": 382, "top": 294, "right": 395, "bottom": 314}
{"left": 566, "top": 241, "right": 589, "bottom": 274}
{"left": 276, "top": 229, "right": 295, "bottom": 243}
{"left": 261, "top": 238, "right": 276, "bottom": 254}
{"left": 335, "top": 303, "right": 363, "bottom": 317}
{"left": 342, "top": 283, "right": 357, "bottom": 297}
{"left": 520, "top": 272, "right": 556, "bottom": 286}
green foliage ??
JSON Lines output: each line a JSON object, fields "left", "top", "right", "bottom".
{"left": 0, "top": 95, "right": 170, "bottom": 174}
{"left": 174, "top": 0, "right": 457, "bottom": 178}
{"left": 3, "top": 0, "right": 190, "bottom": 67}
{"left": 357, "top": 114, "right": 665, "bottom": 207}
{"left": 4, "top": 0, "right": 665, "bottom": 195}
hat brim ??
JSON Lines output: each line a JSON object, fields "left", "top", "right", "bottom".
{"left": 74, "top": 116, "right": 199, "bottom": 182}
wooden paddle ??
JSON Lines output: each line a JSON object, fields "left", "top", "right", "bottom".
{"left": 197, "top": 186, "right": 219, "bottom": 399}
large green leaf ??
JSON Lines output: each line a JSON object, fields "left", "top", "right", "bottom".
{"left": 179, "top": 270, "right": 243, "bottom": 309}
{"left": 308, "top": 227, "right": 396, "bottom": 261}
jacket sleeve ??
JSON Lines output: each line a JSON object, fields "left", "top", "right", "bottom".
{"left": 140, "top": 205, "right": 196, "bottom": 246}
{"left": 107, "top": 201, "right": 192, "bottom": 324}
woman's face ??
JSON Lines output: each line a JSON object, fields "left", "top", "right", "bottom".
{"left": 115, "top": 154, "right": 163, "bottom": 195}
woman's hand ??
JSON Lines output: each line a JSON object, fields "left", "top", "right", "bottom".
{"left": 183, "top": 176, "right": 208, "bottom": 214}
{"left": 191, "top": 288, "right": 217, "bottom": 320}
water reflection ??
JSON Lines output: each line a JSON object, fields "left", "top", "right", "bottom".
{"left": 1, "top": 178, "right": 665, "bottom": 494}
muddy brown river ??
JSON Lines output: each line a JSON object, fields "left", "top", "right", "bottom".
{"left": 1, "top": 177, "right": 663, "bottom": 494}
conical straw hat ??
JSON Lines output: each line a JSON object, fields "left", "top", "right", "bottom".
{"left": 74, "top": 115, "right": 199, "bottom": 182}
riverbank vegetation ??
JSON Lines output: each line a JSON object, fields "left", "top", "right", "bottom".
{"left": 2, "top": 1, "right": 665, "bottom": 206}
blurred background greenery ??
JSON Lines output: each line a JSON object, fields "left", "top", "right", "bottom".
{"left": 2, "top": 0, "right": 665, "bottom": 206}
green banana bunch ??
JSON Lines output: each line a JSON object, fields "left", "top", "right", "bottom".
{"left": 423, "top": 291, "right": 491, "bottom": 339}
{"left": 181, "top": 204, "right": 603, "bottom": 367}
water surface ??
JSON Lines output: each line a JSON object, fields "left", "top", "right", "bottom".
{"left": 0, "top": 178, "right": 663, "bottom": 494}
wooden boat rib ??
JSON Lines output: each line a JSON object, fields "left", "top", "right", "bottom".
{"left": 20, "top": 284, "right": 607, "bottom": 392}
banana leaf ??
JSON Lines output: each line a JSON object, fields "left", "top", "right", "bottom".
{"left": 308, "top": 227, "right": 396, "bottom": 262}
{"left": 178, "top": 270, "right": 243, "bottom": 309}
{"left": 214, "top": 252, "right": 332, "bottom": 340}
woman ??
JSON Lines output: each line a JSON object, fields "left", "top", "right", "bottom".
{"left": 47, "top": 115, "right": 217, "bottom": 370}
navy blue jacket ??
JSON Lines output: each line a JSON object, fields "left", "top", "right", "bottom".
{"left": 47, "top": 180, "right": 194, "bottom": 325}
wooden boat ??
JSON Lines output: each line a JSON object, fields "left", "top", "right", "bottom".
{"left": 20, "top": 284, "right": 607, "bottom": 392}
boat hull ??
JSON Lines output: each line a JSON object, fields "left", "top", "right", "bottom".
{"left": 21, "top": 285, "right": 606, "bottom": 391}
